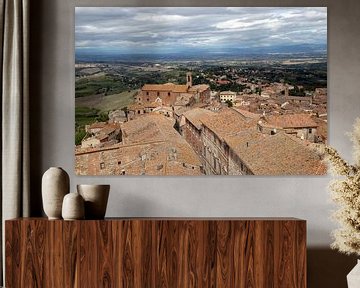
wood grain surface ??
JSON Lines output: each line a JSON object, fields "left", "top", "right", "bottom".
{"left": 5, "top": 218, "right": 306, "bottom": 288}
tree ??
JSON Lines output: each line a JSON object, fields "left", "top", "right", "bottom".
{"left": 97, "top": 112, "right": 109, "bottom": 122}
{"left": 75, "top": 130, "right": 87, "bottom": 146}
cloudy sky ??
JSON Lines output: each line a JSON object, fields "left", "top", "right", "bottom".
{"left": 75, "top": 7, "right": 327, "bottom": 54}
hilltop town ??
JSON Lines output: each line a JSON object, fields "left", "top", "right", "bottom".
{"left": 75, "top": 60, "right": 327, "bottom": 176}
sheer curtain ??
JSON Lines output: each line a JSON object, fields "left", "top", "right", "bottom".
{"left": 0, "top": 0, "right": 30, "bottom": 284}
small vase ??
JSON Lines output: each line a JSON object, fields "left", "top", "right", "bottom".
{"left": 42, "top": 167, "right": 70, "bottom": 219}
{"left": 347, "top": 259, "right": 360, "bottom": 288}
{"left": 62, "top": 192, "right": 85, "bottom": 220}
{"left": 77, "top": 184, "right": 110, "bottom": 219}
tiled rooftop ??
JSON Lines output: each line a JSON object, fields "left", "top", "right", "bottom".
{"left": 76, "top": 114, "right": 202, "bottom": 175}
{"left": 225, "top": 129, "right": 326, "bottom": 175}
{"left": 121, "top": 114, "right": 201, "bottom": 165}
{"left": 201, "top": 108, "right": 256, "bottom": 139}
{"left": 233, "top": 108, "right": 261, "bottom": 120}
{"left": 182, "top": 108, "right": 214, "bottom": 130}
{"left": 188, "top": 84, "right": 209, "bottom": 93}
{"left": 262, "top": 114, "right": 318, "bottom": 129}
{"left": 142, "top": 83, "right": 188, "bottom": 93}
{"left": 87, "top": 122, "right": 107, "bottom": 129}
{"left": 219, "top": 91, "right": 236, "bottom": 95}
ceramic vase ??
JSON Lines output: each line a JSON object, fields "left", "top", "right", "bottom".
{"left": 77, "top": 184, "right": 110, "bottom": 219}
{"left": 42, "top": 167, "right": 70, "bottom": 219}
{"left": 62, "top": 192, "right": 85, "bottom": 220}
{"left": 347, "top": 259, "right": 360, "bottom": 288}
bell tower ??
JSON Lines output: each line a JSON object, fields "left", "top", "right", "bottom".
{"left": 186, "top": 72, "right": 192, "bottom": 88}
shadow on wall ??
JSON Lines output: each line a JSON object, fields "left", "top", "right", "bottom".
{"left": 29, "top": 0, "right": 45, "bottom": 216}
{"left": 308, "top": 248, "right": 357, "bottom": 288}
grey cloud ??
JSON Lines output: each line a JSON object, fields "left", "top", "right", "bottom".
{"left": 75, "top": 7, "right": 327, "bottom": 52}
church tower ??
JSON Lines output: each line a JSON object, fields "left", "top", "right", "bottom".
{"left": 186, "top": 72, "right": 192, "bottom": 88}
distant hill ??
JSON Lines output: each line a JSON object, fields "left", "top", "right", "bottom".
{"left": 76, "top": 43, "right": 327, "bottom": 62}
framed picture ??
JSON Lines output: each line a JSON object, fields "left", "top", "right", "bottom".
{"left": 75, "top": 7, "right": 327, "bottom": 176}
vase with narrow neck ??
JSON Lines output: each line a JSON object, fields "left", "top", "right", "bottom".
{"left": 347, "top": 259, "right": 360, "bottom": 288}
{"left": 42, "top": 167, "right": 70, "bottom": 219}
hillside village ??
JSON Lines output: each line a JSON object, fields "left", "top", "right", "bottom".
{"left": 75, "top": 72, "right": 327, "bottom": 176}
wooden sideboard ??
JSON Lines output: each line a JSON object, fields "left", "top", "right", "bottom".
{"left": 5, "top": 218, "right": 306, "bottom": 287}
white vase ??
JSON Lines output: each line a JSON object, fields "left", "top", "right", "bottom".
{"left": 62, "top": 192, "right": 85, "bottom": 220}
{"left": 347, "top": 259, "right": 360, "bottom": 288}
{"left": 42, "top": 167, "right": 70, "bottom": 219}
{"left": 77, "top": 184, "right": 110, "bottom": 219}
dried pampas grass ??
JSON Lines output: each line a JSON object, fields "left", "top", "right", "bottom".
{"left": 325, "top": 118, "right": 360, "bottom": 256}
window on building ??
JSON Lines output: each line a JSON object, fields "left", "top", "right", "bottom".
{"left": 147, "top": 98, "right": 149, "bottom": 102}
{"left": 309, "top": 128, "right": 312, "bottom": 133}
{"left": 100, "top": 162, "right": 105, "bottom": 169}
{"left": 121, "top": 170, "right": 125, "bottom": 175}
{"left": 271, "top": 130, "right": 275, "bottom": 135}
{"left": 168, "top": 92, "right": 170, "bottom": 96}
{"left": 157, "top": 92, "right": 160, "bottom": 96}
{"left": 146, "top": 92, "right": 149, "bottom": 96}
{"left": 138, "top": 110, "right": 141, "bottom": 114}
{"left": 118, "top": 161, "right": 121, "bottom": 165}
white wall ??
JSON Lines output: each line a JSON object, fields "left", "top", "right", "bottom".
{"left": 30, "top": 0, "right": 360, "bottom": 249}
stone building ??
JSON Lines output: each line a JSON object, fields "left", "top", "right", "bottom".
{"left": 76, "top": 114, "right": 203, "bottom": 175}
{"left": 257, "top": 114, "right": 318, "bottom": 142}
{"left": 225, "top": 128, "right": 326, "bottom": 175}
{"left": 85, "top": 122, "right": 107, "bottom": 134}
{"left": 199, "top": 108, "right": 256, "bottom": 175}
{"left": 180, "top": 107, "right": 325, "bottom": 175}
{"left": 181, "top": 108, "right": 214, "bottom": 157}
{"left": 219, "top": 91, "right": 236, "bottom": 103}
{"left": 136, "top": 72, "right": 210, "bottom": 107}
{"left": 81, "top": 123, "right": 121, "bottom": 148}
{"left": 127, "top": 102, "right": 160, "bottom": 120}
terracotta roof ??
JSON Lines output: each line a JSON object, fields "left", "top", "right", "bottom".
{"left": 174, "top": 93, "right": 194, "bottom": 106}
{"left": 200, "top": 108, "right": 256, "bottom": 140}
{"left": 217, "top": 80, "right": 230, "bottom": 85}
{"left": 142, "top": 83, "right": 188, "bottom": 93}
{"left": 88, "top": 122, "right": 107, "bottom": 129}
{"left": 76, "top": 140, "right": 203, "bottom": 176}
{"left": 96, "top": 134, "right": 108, "bottom": 141}
{"left": 188, "top": 84, "right": 209, "bottom": 93}
{"left": 99, "top": 127, "right": 116, "bottom": 136}
{"left": 262, "top": 114, "right": 318, "bottom": 129}
{"left": 173, "top": 106, "right": 191, "bottom": 116}
{"left": 120, "top": 114, "right": 201, "bottom": 166}
{"left": 142, "top": 84, "right": 174, "bottom": 91}
{"left": 183, "top": 108, "right": 214, "bottom": 130}
{"left": 225, "top": 129, "right": 326, "bottom": 175}
{"left": 233, "top": 108, "right": 261, "bottom": 120}
{"left": 172, "top": 85, "right": 188, "bottom": 93}
{"left": 219, "top": 91, "right": 236, "bottom": 95}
